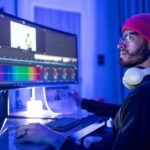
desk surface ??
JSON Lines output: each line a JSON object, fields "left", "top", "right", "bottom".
{"left": 0, "top": 111, "right": 106, "bottom": 150}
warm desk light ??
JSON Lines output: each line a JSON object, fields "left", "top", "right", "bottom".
{"left": 27, "top": 99, "right": 43, "bottom": 117}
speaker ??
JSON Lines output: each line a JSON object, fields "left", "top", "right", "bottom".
{"left": 122, "top": 67, "right": 150, "bottom": 89}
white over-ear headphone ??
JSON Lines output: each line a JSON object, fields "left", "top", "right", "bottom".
{"left": 122, "top": 67, "right": 150, "bottom": 89}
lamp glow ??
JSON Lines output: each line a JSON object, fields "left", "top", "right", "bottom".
{"left": 27, "top": 100, "right": 43, "bottom": 117}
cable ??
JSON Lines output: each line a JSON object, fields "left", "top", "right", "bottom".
{"left": 42, "top": 87, "right": 61, "bottom": 117}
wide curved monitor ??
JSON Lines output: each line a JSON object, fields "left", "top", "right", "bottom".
{"left": 0, "top": 12, "right": 78, "bottom": 89}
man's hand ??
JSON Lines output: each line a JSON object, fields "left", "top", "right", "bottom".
{"left": 15, "top": 123, "right": 67, "bottom": 150}
{"left": 69, "top": 90, "right": 83, "bottom": 107}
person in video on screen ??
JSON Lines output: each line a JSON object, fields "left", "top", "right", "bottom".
{"left": 15, "top": 13, "right": 150, "bottom": 150}
{"left": 25, "top": 33, "right": 32, "bottom": 50}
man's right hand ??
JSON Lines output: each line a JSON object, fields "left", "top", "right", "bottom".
{"left": 69, "top": 90, "right": 83, "bottom": 107}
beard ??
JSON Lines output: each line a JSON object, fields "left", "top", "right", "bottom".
{"left": 120, "top": 42, "right": 150, "bottom": 67}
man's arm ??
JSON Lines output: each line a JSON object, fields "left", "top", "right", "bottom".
{"left": 69, "top": 90, "right": 120, "bottom": 118}
{"left": 82, "top": 99, "right": 120, "bottom": 119}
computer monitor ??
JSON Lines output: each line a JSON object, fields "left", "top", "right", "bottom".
{"left": 0, "top": 12, "right": 78, "bottom": 90}
{"left": 0, "top": 12, "right": 79, "bottom": 127}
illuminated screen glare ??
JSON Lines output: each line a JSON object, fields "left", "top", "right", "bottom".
{"left": 10, "top": 21, "right": 36, "bottom": 51}
{"left": 0, "top": 12, "right": 78, "bottom": 89}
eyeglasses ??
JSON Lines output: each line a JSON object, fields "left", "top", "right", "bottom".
{"left": 119, "top": 32, "right": 139, "bottom": 43}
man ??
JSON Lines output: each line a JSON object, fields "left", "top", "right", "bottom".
{"left": 25, "top": 33, "right": 32, "bottom": 50}
{"left": 15, "top": 13, "right": 150, "bottom": 150}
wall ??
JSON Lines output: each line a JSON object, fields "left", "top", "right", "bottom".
{"left": 0, "top": 0, "right": 16, "bottom": 15}
{"left": 94, "top": 0, "right": 122, "bottom": 103}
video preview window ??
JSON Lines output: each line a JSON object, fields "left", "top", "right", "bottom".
{"left": 10, "top": 21, "right": 36, "bottom": 51}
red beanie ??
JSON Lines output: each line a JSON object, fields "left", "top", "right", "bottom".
{"left": 122, "top": 13, "right": 150, "bottom": 43}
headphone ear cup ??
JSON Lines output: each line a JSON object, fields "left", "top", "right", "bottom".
{"left": 122, "top": 68, "right": 144, "bottom": 89}
{"left": 122, "top": 79, "right": 135, "bottom": 90}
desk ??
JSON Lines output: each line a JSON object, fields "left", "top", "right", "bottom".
{"left": 0, "top": 112, "right": 107, "bottom": 150}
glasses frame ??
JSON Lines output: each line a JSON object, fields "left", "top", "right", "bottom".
{"left": 119, "top": 32, "right": 139, "bottom": 43}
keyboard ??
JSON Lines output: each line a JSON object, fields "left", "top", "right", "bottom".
{"left": 45, "top": 117, "right": 83, "bottom": 132}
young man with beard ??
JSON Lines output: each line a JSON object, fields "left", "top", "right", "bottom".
{"left": 15, "top": 14, "right": 150, "bottom": 150}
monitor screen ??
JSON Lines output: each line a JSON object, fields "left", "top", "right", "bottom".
{"left": 0, "top": 12, "right": 78, "bottom": 89}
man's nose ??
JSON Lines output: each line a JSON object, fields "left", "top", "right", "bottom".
{"left": 117, "top": 40, "right": 126, "bottom": 49}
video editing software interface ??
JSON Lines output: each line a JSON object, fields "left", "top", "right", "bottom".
{"left": 0, "top": 12, "right": 78, "bottom": 89}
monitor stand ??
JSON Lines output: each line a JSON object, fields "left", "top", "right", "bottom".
{"left": 27, "top": 87, "right": 60, "bottom": 118}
